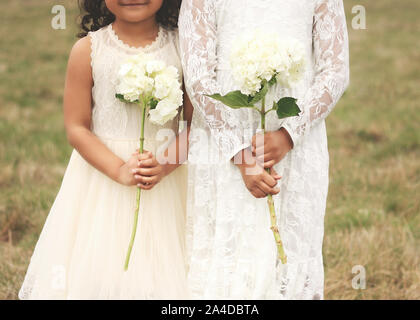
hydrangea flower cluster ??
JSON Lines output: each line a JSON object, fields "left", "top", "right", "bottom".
{"left": 116, "top": 53, "right": 183, "bottom": 125}
{"left": 230, "top": 30, "right": 306, "bottom": 96}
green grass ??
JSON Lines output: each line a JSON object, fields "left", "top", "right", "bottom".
{"left": 0, "top": 0, "right": 419, "bottom": 299}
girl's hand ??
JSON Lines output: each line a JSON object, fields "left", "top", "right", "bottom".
{"left": 235, "top": 148, "right": 281, "bottom": 199}
{"left": 116, "top": 152, "right": 144, "bottom": 186}
{"left": 132, "top": 151, "right": 167, "bottom": 190}
{"left": 251, "top": 128, "right": 294, "bottom": 169}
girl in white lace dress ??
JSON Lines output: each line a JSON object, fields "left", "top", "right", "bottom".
{"left": 179, "top": 0, "right": 349, "bottom": 299}
{"left": 19, "top": 0, "right": 191, "bottom": 299}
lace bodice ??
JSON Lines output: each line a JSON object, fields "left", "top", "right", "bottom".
{"left": 89, "top": 25, "right": 182, "bottom": 142}
{"left": 179, "top": 0, "right": 349, "bottom": 299}
{"left": 179, "top": 0, "right": 349, "bottom": 158}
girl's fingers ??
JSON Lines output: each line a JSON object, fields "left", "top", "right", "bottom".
{"left": 251, "top": 135, "right": 257, "bottom": 150}
{"left": 257, "top": 182, "right": 272, "bottom": 195}
{"left": 255, "top": 145, "right": 270, "bottom": 157}
{"left": 254, "top": 146, "right": 263, "bottom": 156}
{"left": 137, "top": 183, "right": 154, "bottom": 190}
{"left": 252, "top": 186, "right": 266, "bottom": 199}
{"left": 259, "top": 180, "right": 280, "bottom": 195}
{"left": 137, "top": 167, "right": 160, "bottom": 176}
{"left": 139, "top": 158, "right": 159, "bottom": 168}
{"left": 263, "top": 160, "right": 276, "bottom": 168}
{"left": 138, "top": 153, "right": 152, "bottom": 161}
{"left": 145, "top": 150, "right": 153, "bottom": 158}
{"left": 138, "top": 159, "right": 153, "bottom": 168}
{"left": 134, "top": 149, "right": 151, "bottom": 154}
{"left": 257, "top": 153, "right": 273, "bottom": 164}
{"left": 132, "top": 167, "right": 158, "bottom": 176}
{"left": 270, "top": 168, "right": 282, "bottom": 180}
{"left": 262, "top": 171, "right": 279, "bottom": 189}
{"left": 137, "top": 150, "right": 153, "bottom": 160}
{"left": 134, "top": 175, "right": 157, "bottom": 184}
{"left": 252, "top": 133, "right": 265, "bottom": 148}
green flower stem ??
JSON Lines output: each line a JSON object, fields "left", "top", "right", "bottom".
{"left": 264, "top": 107, "right": 277, "bottom": 115}
{"left": 124, "top": 99, "right": 147, "bottom": 271}
{"left": 260, "top": 97, "right": 287, "bottom": 264}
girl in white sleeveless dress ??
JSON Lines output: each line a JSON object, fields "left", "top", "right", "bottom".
{"left": 19, "top": 0, "right": 190, "bottom": 299}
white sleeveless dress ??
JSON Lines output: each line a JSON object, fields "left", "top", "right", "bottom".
{"left": 19, "top": 25, "right": 188, "bottom": 300}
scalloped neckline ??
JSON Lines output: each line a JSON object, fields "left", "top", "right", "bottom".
{"left": 108, "top": 24, "right": 165, "bottom": 53}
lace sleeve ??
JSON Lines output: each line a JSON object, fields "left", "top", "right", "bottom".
{"left": 178, "top": 0, "right": 250, "bottom": 160}
{"left": 282, "top": 0, "right": 350, "bottom": 147}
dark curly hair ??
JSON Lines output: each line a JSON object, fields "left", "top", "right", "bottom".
{"left": 77, "top": 0, "right": 182, "bottom": 38}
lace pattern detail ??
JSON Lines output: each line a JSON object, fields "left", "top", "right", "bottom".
{"left": 282, "top": 0, "right": 350, "bottom": 147}
{"left": 107, "top": 24, "right": 167, "bottom": 53}
{"left": 179, "top": 0, "right": 251, "bottom": 161}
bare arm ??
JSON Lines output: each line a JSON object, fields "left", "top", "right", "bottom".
{"left": 63, "top": 37, "right": 137, "bottom": 186}
{"left": 161, "top": 88, "right": 193, "bottom": 175}
{"left": 133, "top": 89, "right": 193, "bottom": 190}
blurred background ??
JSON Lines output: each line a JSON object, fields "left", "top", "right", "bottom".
{"left": 0, "top": 0, "right": 419, "bottom": 299}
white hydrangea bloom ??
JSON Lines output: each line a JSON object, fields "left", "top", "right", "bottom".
{"left": 149, "top": 99, "right": 180, "bottom": 126}
{"left": 154, "top": 72, "right": 178, "bottom": 100}
{"left": 145, "top": 60, "right": 166, "bottom": 75}
{"left": 230, "top": 30, "right": 306, "bottom": 96}
{"left": 116, "top": 53, "right": 183, "bottom": 125}
{"left": 275, "top": 40, "right": 306, "bottom": 88}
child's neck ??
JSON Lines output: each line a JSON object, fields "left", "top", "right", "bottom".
{"left": 112, "top": 16, "right": 160, "bottom": 49}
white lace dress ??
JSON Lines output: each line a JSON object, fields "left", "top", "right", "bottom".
{"left": 179, "top": 0, "right": 349, "bottom": 299}
{"left": 19, "top": 25, "right": 188, "bottom": 299}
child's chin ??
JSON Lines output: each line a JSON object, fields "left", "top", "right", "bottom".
{"left": 120, "top": 9, "right": 153, "bottom": 23}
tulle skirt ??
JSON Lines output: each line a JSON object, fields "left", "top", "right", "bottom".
{"left": 19, "top": 138, "right": 189, "bottom": 299}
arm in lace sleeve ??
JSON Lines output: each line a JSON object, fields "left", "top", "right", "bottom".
{"left": 282, "top": 0, "right": 350, "bottom": 147}
{"left": 178, "top": 0, "right": 250, "bottom": 160}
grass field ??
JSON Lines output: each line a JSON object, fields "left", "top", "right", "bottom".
{"left": 0, "top": 0, "right": 419, "bottom": 300}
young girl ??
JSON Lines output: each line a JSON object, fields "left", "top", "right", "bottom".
{"left": 19, "top": 0, "right": 191, "bottom": 299}
{"left": 180, "top": 0, "right": 349, "bottom": 299}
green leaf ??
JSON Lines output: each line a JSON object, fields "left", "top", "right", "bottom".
{"left": 149, "top": 98, "right": 158, "bottom": 110}
{"left": 275, "top": 97, "right": 301, "bottom": 120}
{"left": 115, "top": 93, "right": 139, "bottom": 104}
{"left": 250, "top": 80, "right": 269, "bottom": 105}
{"left": 115, "top": 93, "right": 125, "bottom": 102}
{"left": 268, "top": 76, "right": 277, "bottom": 86}
{"left": 206, "top": 91, "right": 254, "bottom": 109}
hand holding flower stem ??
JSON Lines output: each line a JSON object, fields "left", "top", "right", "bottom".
{"left": 208, "top": 80, "right": 301, "bottom": 265}
{"left": 205, "top": 31, "right": 305, "bottom": 264}
{"left": 115, "top": 54, "right": 184, "bottom": 271}
{"left": 260, "top": 96, "right": 287, "bottom": 264}
{"left": 124, "top": 97, "right": 148, "bottom": 271}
